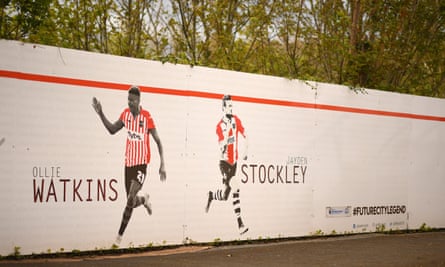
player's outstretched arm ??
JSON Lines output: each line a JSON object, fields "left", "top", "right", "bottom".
{"left": 92, "top": 97, "right": 124, "bottom": 135}
{"left": 150, "top": 128, "right": 167, "bottom": 182}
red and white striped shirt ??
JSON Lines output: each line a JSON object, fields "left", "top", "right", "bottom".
{"left": 120, "top": 107, "right": 155, "bottom": 167}
{"left": 216, "top": 115, "right": 245, "bottom": 165}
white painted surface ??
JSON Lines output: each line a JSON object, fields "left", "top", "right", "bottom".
{"left": 0, "top": 40, "right": 444, "bottom": 255}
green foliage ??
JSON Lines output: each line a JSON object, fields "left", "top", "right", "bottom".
{"left": 375, "top": 223, "right": 386, "bottom": 233}
{"left": 8, "top": 246, "right": 22, "bottom": 259}
{"left": 14, "top": 246, "right": 21, "bottom": 256}
{"left": 212, "top": 237, "right": 222, "bottom": 246}
{"left": 1, "top": 0, "right": 444, "bottom": 97}
{"left": 419, "top": 223, "right": 432, "bottom": 232}
{"left": 312, "top": 229, "right": 324, "bottom": 236}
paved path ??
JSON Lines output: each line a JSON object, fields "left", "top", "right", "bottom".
{"left": 2, "top": 231, "right": 445, "bottom": 267}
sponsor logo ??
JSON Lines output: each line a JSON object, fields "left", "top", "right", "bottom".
{"left": 326, "top": 206, "right": 352, "bottom": 217}
{"left": 353, "top": 223, "right": 369, "bottom": 229}
{"left": 227, "top": 136, "right": 235, "bottom": 144}
{"left": 127, "top": 130, "right": 143, "bottom": 141}
{"left": 389, "top": 221, "right": 406, "bottom": 227}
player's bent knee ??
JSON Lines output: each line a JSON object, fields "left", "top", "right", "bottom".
{"left": 126, "top": 195, "right": 137, "bottom": 208}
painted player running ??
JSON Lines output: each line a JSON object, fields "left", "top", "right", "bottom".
{"left": 92, "top": 86, "right": 166, "bottom": 244}
{"left": 206, "top": 95, "right": 249, "bottom": 235}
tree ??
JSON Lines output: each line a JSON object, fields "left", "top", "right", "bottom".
{"left": 169, "top": 0, "right": 208, "bottom": 65}
{"left": 306, "top": 0, "right": 350, "bottom": 84}
{"left": 357, "top": 0, "right": 445, "bottom": 97}
{"left": 144, "top": 0, "right": 170, "bottom": 60}
{"left": 274, "top": 0, "right": 311, "bottom": 79}
{"left": 111, "top": 0, "right": 149, "bottom": 58}
{"left": 1, "top": 0, "right": 443, "bottom": 98}
{"left": 0, "top": 0, "right": 51, "bottom": 41}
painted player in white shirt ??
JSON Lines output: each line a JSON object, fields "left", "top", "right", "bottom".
{"left": 206, "top": 95, "right": 249, "bottom": 235}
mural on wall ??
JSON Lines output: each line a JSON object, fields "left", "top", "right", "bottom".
{"left": 0, "top": 40, "right": 444, "bottom": 256}
{"left": 205, "top": 95, "right": 249, "bottom": 235}
{"left": 92, "top": 86, "right": 167, "bottom": 245}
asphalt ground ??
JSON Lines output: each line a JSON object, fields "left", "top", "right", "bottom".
{"left": 1, "top": 231, "right": 445, "bottom": 267}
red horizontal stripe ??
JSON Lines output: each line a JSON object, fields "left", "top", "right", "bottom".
{"left": 0, "top": 69, "right": 128, "bottom": 90}
{"left": 1, "top": 69, "right": 444, "bottom": 122}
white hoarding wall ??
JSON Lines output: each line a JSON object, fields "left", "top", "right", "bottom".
{"left": 0, "top": 40, "right": 444, "bottom": 255}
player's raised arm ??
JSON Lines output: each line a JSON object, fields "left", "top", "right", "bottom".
{"left": 92, "top": 97, "right": 124, "bottom": 135}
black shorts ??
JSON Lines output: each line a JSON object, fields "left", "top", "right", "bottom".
{"left": 219, "top": 160, "right": 237, "bottom": 182}
{"left": 125, "top": 164, "right": 147, "bottom": 195}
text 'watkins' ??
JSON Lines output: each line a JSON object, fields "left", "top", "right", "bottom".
{"left": 33, "top": 178, "right": 118, "bottom": 203}
{"left": 32, "top": 166, "right": 119, "bottom": 203}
